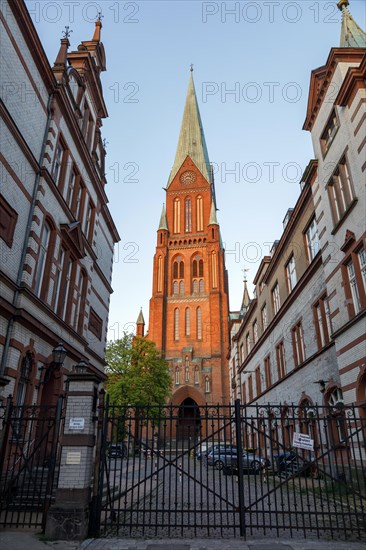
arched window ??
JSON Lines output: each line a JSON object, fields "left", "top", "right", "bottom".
{"left": 196, "top": 195, "right": 203, "bottom": 232}
{"left": 193, "top": 279, "right": 198, "bottom": 294}
{"left": 179, "top": 281, "right": 184, "bottom": 295}
{"left": 174, "top": 308, "right": 179, "bottom": 341}
{"left": 194, "top": 366, "right": 199, "bottom": 385}
{"left": 192, "top": 260, "right": 198, "bottom": 277}
{"left": 185, "top": 366, "right": 190, "bottom": 383}
{"left": 205, "top": 376, "right": 211, "bottom": 394}
{"left": 196, "top": 307, "right": 202, "bottom": 340}
{"left": 211, "top": 251, "right": 218, "bottom": 288}
{"left": 173, "top": 281, "right": 178, "bottom": 295}
{"left": 172, "top": 256, "right": 184, "bottom": 296}
{"left": 199, "top": 279, "right": 204, "bottom": 294}
{"left": 35, "top": 222, "right": 51, "bottom": 297}
{"left": 185, "top": 308, "right": 191, "bottom": 336}
{"left": 199, "top": 260, "right": 204, "bottom": 277}
{"left": 157, "top": 256, "right": 163, "bottom": 293}
{"left": 179, "top": 261, "right": 184, "bottom": 279}
{"left": 185, "top": 197, "right": 192, "bottom": 232}
{"left": 173, "top": 198, "right": 180, "bottom": 234}
{"left": 175, "top": 367, "right": 180, "bottom": 385}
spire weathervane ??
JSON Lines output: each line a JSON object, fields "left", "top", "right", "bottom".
{"left": 242, "top": 267, "right": 249, "bottom": 283}
{"left": 96, "top": 11, "right": 104, "bottom": 22}
{"left": 190, "top": 63, "right": 194, "bottom": 72}
{"left": 62, "top": 26, "right": 73, "bottom": 39}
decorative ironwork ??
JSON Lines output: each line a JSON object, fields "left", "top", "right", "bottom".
{"left": 62, "top": 26, "right": 73, "bottom": 39}
{"left": 0, "top": 396, "right": 65, "bottom": 530}
{"left": 91, "top": 401, "right": 366, "bottom": 540}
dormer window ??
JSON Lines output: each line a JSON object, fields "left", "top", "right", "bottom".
{"left": 320, "top": 110, "right": 339, "bottom": 156}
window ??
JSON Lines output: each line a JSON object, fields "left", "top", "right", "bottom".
{"left": 245, "top": 333, "right": 251, "bottom": 355}
{"left": 255, "top": 366, "right": 262, "bottom": 396}
{"left": 53, "top": 141, "right": 65, "bottom": 185}
{"left": 0, "top": 194, "right": 18, "bottom": 248}
{"left": 261, "top": 304, "right": 268, "bottom": 331}
{"left": 272, "top": 283, "right": 280, "bottom": 315}
{"left": 327, "top": 157, "right": 355, "bottom": 226}
{"left": 320, "top": 110, "right": 339, "bottom": 156}
{"left": 253, "top": 320, "right": 258, "bottom": 344}
{"left": 211, "top": 251, "right": 217, "bottom": 288}
{"left": 192, "top": 279, "right": 198, "bottom": 294}
{"left": 73, "top": 269, "right": 87, "bottom": 334}
{"left": 305, "top": 217, "right": 319, "bottom": 261}
{"left": 276, "top": 341, "right": 286, "bottom": 380}
{"left": 174, "top": 308, "right": 179, "bottom": 341}
{"left": 242, "top": 382, "right": 247, "bottom": 403}
{"left": 65, "top": 168, "right": 76, "bottom": 209}
{"left": 343, "top": 248, "right": 366, "bottom": 317}
{"left": 172, "top": 256, "right": 184, "bottom": 296}
{"left": 185, "top": 308, "right": 191, "bottom": 336}
{"left": 34, "top": 223, "right": 51, "bottom": 297}
{"left": 248, "top": 375, "right": 253, "bottom": 402}
{"left": 292, "top": 322, "right": 305, "bottom": 367}
{"left": 54, "top": 246, "right": 65, "bottom": 310}
{"left": 196, "top": 195, "right": 203, "bottom": 231}
{"left": 239, "top": 344, "right": 244, "bottom": 365}
{"left": 73, "top": 179, "right": 85, "bottom": 220}
{"left": 286, "top": 255, "right": 297, "bottom": 292}
{"left": 185, "top": 197, "right": 192, "bottom": 232}
{"left": 205, "top": 376, "right": 211, "bottom": 394}
{"left": 60, "top": 256, "right": 74, "bottom": 321}
{"left": 175, "top": 367, "right": 180, "bottom": 386}
{"left": 157, "top": 256, "right": 163, "bottom": 293}
{"left": 313, "top": 295, "right": 331, "bottom": 349}
{"left": 199, "top": 279, "right": 204, "bottom": 294}
{"left": 16, "top": 353, "right": 33, "bottom": 407}
{"left": 264, "top": 355, "right": 272, "bottom": 388}
{"left": 196, "top": 307, "right": 202, "bottom": 340}
{"left": 194, "top": 366, "right": 199, "bottom": 385}
{"left": 83, "top": 199, "right": 94, "bottom": 240}
{"left": 179, "top": 281, "right": 184, "bottom": 295}
{"left": 185, "top": 366, "right": 190, "bottom": 383}
{"left": 88, "top": 308, "right": 103, "bottom": 340}
{"left": 173, "top": 198, "right": 181, "bottom": 233}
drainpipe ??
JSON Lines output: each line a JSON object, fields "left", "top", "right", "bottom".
{"left": 0, "top": 93, "right": 54, "bottom": 380}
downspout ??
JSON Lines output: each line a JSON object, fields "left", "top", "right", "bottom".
{"left": 0, "top": 93, "right": 54, "bottom": 379}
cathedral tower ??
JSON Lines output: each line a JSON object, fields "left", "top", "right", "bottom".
{"left": 148, "top": 71, "right": 230, "bottom": 409}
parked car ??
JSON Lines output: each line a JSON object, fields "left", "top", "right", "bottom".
{"left": 217, "top": 450, "right": 271, "bottom": 474}
{"left": 108, "top": 443, "right": 127, "bottom": 459}
{"left": 195, "top": 442, "right": 208, "bottom": 460}
{"left": 206, "top": 446, "right": 238, "bottom": 470}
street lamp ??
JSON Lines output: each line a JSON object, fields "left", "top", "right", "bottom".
{"left": 74, "top": 359, "right": 89, "bottom": 375}
{"left": 52, "top": 343, "right": 67, "bottom": 368}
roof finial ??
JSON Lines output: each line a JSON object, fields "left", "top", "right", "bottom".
{"left": 62, "top": 26, "right": 73, "bottom": 39}
{"left": 337, "top": 0, "right": 349, "bottom": 10}
{"left": 96, "top": 11, "right": 104, "bottom": 22}
{"left": 92, "top": 11, "right": 103, "bottom": 41}
{"left": 337, "top": 0, "right": 366, "bottom": 47}
{"left": 190, "top": 63, "right": 194, "bottom": 73}
{"left": 242, "top": 267, "right": 249, "bottom": 284}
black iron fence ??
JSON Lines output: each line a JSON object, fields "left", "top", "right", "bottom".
{"left": 91, "top": 398, "right": 366, "bottom": 540}
{"left": 0, "top": 396, "right": 65, "bottom": 530}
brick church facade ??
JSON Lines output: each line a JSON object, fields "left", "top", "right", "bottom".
{"left": 146, "top": 71, "right": 230, "bottom": 409}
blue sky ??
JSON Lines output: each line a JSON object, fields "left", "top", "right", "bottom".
{"left": 26, "top": 0, "right": 366, "bottom": 340}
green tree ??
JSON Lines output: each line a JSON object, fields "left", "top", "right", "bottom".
{"left": 105, "top": 333, "right": 171, "bottom": 407}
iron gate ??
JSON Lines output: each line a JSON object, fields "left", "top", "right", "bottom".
{"left": 0, "top": 395, "right": 65, "bottom": 530}
{"left": 91, "top": 398, "right": 366, "bottom": 540}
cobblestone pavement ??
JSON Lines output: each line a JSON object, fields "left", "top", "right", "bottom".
{"left": 99, "top": 456, "right": 364, "bottom": 540}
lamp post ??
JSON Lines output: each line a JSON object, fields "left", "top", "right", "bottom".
{"left": 52, "top": 343, "right": 67, "bottom": 368}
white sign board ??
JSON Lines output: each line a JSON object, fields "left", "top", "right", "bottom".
{"left": 69, "top": 418, "right": 85, "bottom": 430}
{"left": 292, "top": 432, "right": 314, "bottom": 451}
{"left": 66, "top": 451, "right": 81, "bottom": 465}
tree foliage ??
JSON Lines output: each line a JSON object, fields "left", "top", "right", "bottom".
{"left": 105, "top": 333, "right": 172, "bottom": 406}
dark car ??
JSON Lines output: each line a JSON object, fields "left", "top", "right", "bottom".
{"left": 108, "top": 443, "right": 127, "bottom": 459}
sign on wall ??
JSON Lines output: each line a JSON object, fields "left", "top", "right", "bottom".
{"left": 69, "top": 418, "right": 85, "bottom": 430}
{"left": 292, "top": 432, "right": 314, "bottom": 451}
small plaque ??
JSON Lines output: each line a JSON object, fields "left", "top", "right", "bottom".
{"left": 69, "top": 417, "right": 85, "bottom": 430}
{"left": 292, "top": 432, "right": 314, "bottom": 451}
{"left": 66, "top": 451, "right": 81, "bottom": 465}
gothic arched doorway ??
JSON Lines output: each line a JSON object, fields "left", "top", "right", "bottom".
{"left": 177, "top": 398, "right": 201, "bottom": 444}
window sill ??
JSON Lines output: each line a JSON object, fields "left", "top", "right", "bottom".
{"left": 331, "top": 198, "right": 358, "bottom": 236}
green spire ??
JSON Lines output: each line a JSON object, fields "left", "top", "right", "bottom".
{"left": 136, "top": 308, "right": 145, "bottom": 325}
{"left": 338, "top": 0, "right": 366, "bottom": 48}
{"left": 158, "top": 204, "right": 168, "bottom": 231}
{"left": 168, "top": 69, "right": 211, "bottom": 187}
{"left": 208, "top": 199, "right": 218, "bottom": 225}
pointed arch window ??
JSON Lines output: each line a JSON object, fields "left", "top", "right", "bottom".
{"left": 185, "top": 308, "right": 191, "bottom": 336}
{"left": 211, "top": 251, "right": 218, "bottom": 288}
{"left": 196, "top": 307, "right": 202, "bottom": 340}
{"left": 173, "top": 198, "right": 181, "bottom": 234}
{"left": 172, "top": 256, "right": 184, "bottom": 296}
{"left": 199, "top": 260, "right": 204, "bottom": 277}
{"left": 157, "top": 256, "right": 163, "bottom": 293}
{"left": 185, "top": 197, "right": 192, "bottom": 232}
{"left": 194, "top": 366, "right": 199, "bottom": 385}
{"left": 174, "top": 308, "right": 179, "bottom": 341}
{"left": 193, "top": 260, "right": 198, "bottom": 277}
{"left": 196, "top": 195, "right": 203, "bottom": 232}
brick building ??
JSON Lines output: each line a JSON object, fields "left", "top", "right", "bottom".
{"left": 146, "top": 71, "right": 230, "bottom": 415}
{"left": 230, "top": 0, "right": 366, "bottom": 414}
{"left": 0, "top": 0, "right": 119, "bottom": 406}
